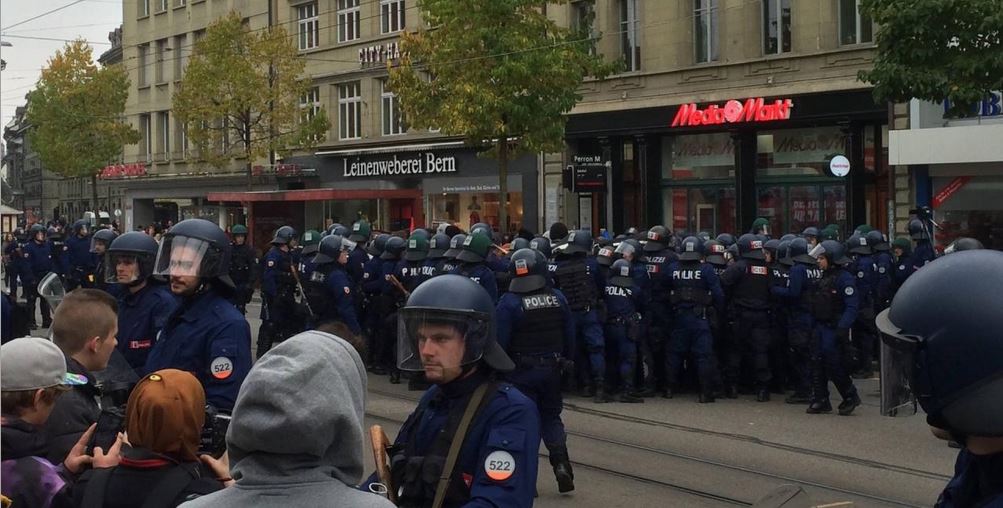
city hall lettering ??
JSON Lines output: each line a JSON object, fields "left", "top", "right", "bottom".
{"left": 343, "top": 154, "right": 457, "bottom": 178}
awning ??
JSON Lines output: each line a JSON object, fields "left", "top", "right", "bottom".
{"left": 206, "top": 187, "right": 422, "bottom": 202}
{"left": 0, "top": 204, "right": 23, "bottom": 215}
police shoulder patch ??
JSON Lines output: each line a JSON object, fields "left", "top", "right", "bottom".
{"left": 857, "top": 271, "right": 864, "bottom": 278}
{"left": 878, "top": 267, "right": 886, "bottom": 274}
{"left": 484, "top": 450, "right": 515, "bottom": 482}
{"left": 844, "top": 286, "right": 855, "bottom": 296}
{"left": 344, "top": 286, "right": 351, "bottom": 295}
{"left": 210, "top": 357, "right": 234, "bottom": 380}
{"left": 267, "top": 260, "right": 275, "bottom": 267}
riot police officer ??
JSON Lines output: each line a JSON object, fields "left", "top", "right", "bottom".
{"left": 867, "top": 230, "right": 893, "bottom": 312}
{"left": 750, "top": 217, "right": 771, "bottom": 237}
{"left": 908, "top": 218, "right": 937, "bottom": 268}
{"left": 438, "top": 233, "right": 466, "bottom": 276}
{"left": 259, "top": 226, "right": 299, "bottom": 358}
{"left": 877, "top": 250, "right": 1003, "bottom": 507}
{"left": 372, "top": 275, "right": 537, "bottom": 508}
{"left": 106, "top": 232, "right": 178, "bottom": 372}
{"left": 146, "top": 219, "right": 252, "bottom": 410}
{"left": 425, "top": 232, "right": 451, "bottom": 277}
{"left": 379, "top": 236, "right": 408, "bottom": 382}
{"left": 227, "top": 224, "right": 256, "bottom": 315}
{"left": 529, "top": 236, "right": 556, "bottom": 287}
{"left": 23, "top": 224, "right": 55, "bottom": 328}
{"left": 298, "top": 229, "right": 323, "bottom": 282}
{"left": 496, "top": 249, "right": 576, "bottom": 493}
{"left": 361, "top": 233, "right": 390, "bottom": 371}
{"left": 642, "top": 226, "right": 677, "bottom": 391}
{"left": 450, "top": 232, "right": 498, "bottom": 303}
{"left": 554, "top": 229, "right": 609, "bottom": 402}
{"left": 604, "top": 259, "right": 645, "bottom": 403}
{"left": 890, "top": 237, "right": 915, "bottom": 292}
{"left": 804, "top": 240, "right": 861, "bottom": 415}
{"left": 65, "top": 219, "right": 94, "bottom": 290}
{"left": 89, "top": 228, "right": 118, "bottom": 294}
{"left": 48, "top": 226, "right": 70, "bottom": 281}
{"left": 847, "top": 233, "right": 878, "bottom": 378}
{"left": 347, "top": 220, "right": 372, "bottom": 287}
{"left": 720, "top": 234, "right": 773, "bottom": 401}
{"left": 801, "top": 226, "right": 820, "bottom": 249}
{"left": 399, "top": 235, "right": 434, "bottom": 293}
{"left": 666, "top": 236, "right": 724, "bottom": 402}
{"left": 770, "top": 237, "right": 821, "bottom": 404}
{"left": 305, "top": 234, "right": 362, "bottom": 335}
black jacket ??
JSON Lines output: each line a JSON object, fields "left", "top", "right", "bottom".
{"left": 74, "top": 446, "right": 224, "bottom": 508}
{"left": 44, "top": 356, "right": 102, "bottom": 463}
{"left": 1, "top": 416, "right": 76, "bottom": 508}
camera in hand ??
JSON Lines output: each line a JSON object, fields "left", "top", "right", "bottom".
{"left": 200, "top": 405, "right": 231, "bottom": 457}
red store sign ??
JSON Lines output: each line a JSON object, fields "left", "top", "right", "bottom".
{"left": 671, "top": 98, "right": 794, "bottom": 127}
{"left": 99, "top": 163, "right": 148, "bottom": 179}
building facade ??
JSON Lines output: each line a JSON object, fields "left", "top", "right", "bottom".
{"left": 3, "top": 105, "right": 62, "bottom": 225}
{"left": 547, "top": 0, "right": 892, "bottom": 237}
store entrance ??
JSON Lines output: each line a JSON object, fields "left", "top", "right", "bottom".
{"left": 756, "top": 182, "right": 847, "bottom": 235}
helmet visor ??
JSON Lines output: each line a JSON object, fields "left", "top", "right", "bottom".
{"left": 153, "top": 235, "right": 217, "bottom": 278}
{"left": 38, "top": 272, "right": 66, "bottom": 310}
{"left": 808, "top": 243, "right": 827, "bottom": 259}
{"left": 396, "top": 308, "right": 491, "bottom": 372}
{"left": 876, "top": 308, "right": 920, "bottom": 417}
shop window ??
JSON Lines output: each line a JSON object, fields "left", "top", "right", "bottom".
{"left": 619, "top": 0, "right": 640, "bottom": 71}
{"left": 338, "top": 0, "right": 361, "bottom": 43}
{"left": 932, "top": 176, "right": 1003, "bottom": 250}
{"left": 757, "top": 186, "right": 787, "bottom": 235}
{"left": 694, "top": 0, "right": 718, "bottom": 63}
{"left": 757, "top": 127, "right": 847, "bottom": 177}
{"left": 839, "top": 0, "right": 873, "bottom": 45}
{"left": 621, "top": 140, "right": 643, "bottom": 229}
{"left": 822, "top": 184, "right": 847, "bottom": 231}
{"left": 788, "top": 185, "right": 821, "bottom": 233}
{"left": 663, "top": 186, "right": 736, "bottom": 236}
{"left": 762, "top": 0, "right": 791, "bottom": 55}
{"left": 663, "top": 134, "right": 734, "bottom": 180}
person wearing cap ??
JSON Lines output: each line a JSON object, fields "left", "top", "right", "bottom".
{"left": 43, "top": 289, "right": 122, "bottom": 464}
{"left": 227, "top": 225, "right": 256, "bottom": 315}
{"left": 450, "top": 231, "right": 499, "bottom": 303}
{"left": 73, "top": 369, "right": 227, "bottom": 506}
{"left": 364, "top": 275, "right": 539, "bottom": 507}
{"left": 145, "top": 219, "right": 252, "bottom": 412}
{"left": 2, "top": 337, "right": 123, "bottom": 508}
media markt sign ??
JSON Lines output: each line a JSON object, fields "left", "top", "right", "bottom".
{"left": 671, "top": 98, "right": 794, "bottom": 127}
{"left": 342, "top": 153, "right": 457, "bottom": 178}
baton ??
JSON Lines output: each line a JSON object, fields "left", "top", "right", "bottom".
{"left": 369, "top": 425, "right": 396, "bottom": 503}
{"left": 388, "top": 274, "right": 410, "bottom": 298}
{"left": 289, "top": 265, "right": 315, "bottom": 318}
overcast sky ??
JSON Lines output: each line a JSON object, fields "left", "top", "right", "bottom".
{"left": 1, "top": 0, "right": 122, "bottom": 128}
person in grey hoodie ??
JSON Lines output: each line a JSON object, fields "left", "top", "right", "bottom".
{"left": 181, "top": 330, "right": 395, "bottom": 508}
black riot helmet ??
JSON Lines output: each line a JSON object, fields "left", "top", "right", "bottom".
{"left": 908, "top": 218, "right": 930, "bottom": 241}
{"left": 90, "top": 229, "right": 119, "bottom": 254}
{"left": 510, "top": 237, "right": 531, "bottom": 251}
{"left": 428, "top": 233, "right": 451, "bottom": 259}
{"left": 609, "top": 259, "right": 634, "bottom": 288}
{"left": 777, "top": 240, "right": 793, "bottom": 267}
{"left": 764, "top": 239, "right": 781, "bottom": 260}
{"left": 788, "top": 237, "right": 816, "bottom": 265}
{"left": 105, "top": 232, "right": 159, "bottom": 285}
{"left": 153, "top": 218, "right": 234, "bottom": 288}
{"left": 716, "top": 233, "right": 736, "bottom": 247}
{"left": 529, "top": 236, "right": 552, "bottom": 259}
{"left": 779, "top": 233, "right": 797, "bottom": 243}
{"left": 678, "top": 236, "right": 703, "bottom": 262}
{"left": 470, "top": 223, "right": 492, "bottom": 238}
{"left": 410, "top": 228, "right": 431, "bottom": 242}
{"left": 72, "top": 219, "right": 91, "bottom": 237}
{"left": 397, "top": 274, "right": 514, "bottom": 373}
{"left": 314, "top": 234, "right": 358, "bottom": 265}
{"left": 368, "top": 234, "right": 391, "bottom": 257}
{"left": 877, "top": 250, "right": 1003, "bottom": 436}
{"left": 624, "top": 226, "right": 641, "bottom": 239}
{"left": 801, "top": 226, "right": 820, "bottom": 240}
{"left": 349, "top": 220, "right": 371, "bottom": 243}
{"left": 381, "top": 236, "right": 407, "bottom": 261}
{"left": 737, "top": 233, "right": 765, "bottom": 261}
{"left": 614, "top": 238, "right": 640, "bottom": 261}
{"left": 271, "top": 226, "right": 298, "bottom": 246}
{"left": 47, "top": 226, "right": 63, "bottom": 242}
{"left": 944, "top": 237, "right": 984, "bottom": 254}
{"left": 595, "top": 243, "right": 615, "bottom": 267}
{"left": 643, "top": 225, "right": 671, "bottom": 252}
{"left": 846, "top": 232, "right": 872, "bottom": 256}
{"left": 444, "top": 234, "right": 467, "bottom": 259}
{"left": 548, "top": 222, "right": 569, "bottom": 244}
{"left": 562, "top": 229, "right": 593, "bottom": 255}
{"left": 697, "top": 231, "right": 712, "bottom": 242}
{"left": 809, "top": 239, "right": 850, "bottom": 266}
{"left": 328, "top": 224, "right": 350, "bottom": 238}
{"left": 29, "top": 223, "right": 47, "bottom": 240}
{"left": 703, "top": 240, "right": 727, "bottom": 267}
{"left": 507, "top": 248, "right": 548, "bottom": 294}
{"left": 866, "top": 230, "right": 890, "bottom": 252}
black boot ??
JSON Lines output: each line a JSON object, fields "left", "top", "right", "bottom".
{"left": 725, "top": 384, "right": 739, "bottom": 399}
{"left": 549, "top": 447, "right": 575, "bottom": 494}
{"left": 593, "top": 380, "right": 613, "bottom": 403}
{"left": 806, "top": 400, "right": 832, "bottom": 414}
{"left": 661, "top": 386, "right": 674, "bottom": 399}
{"left": 837, "top": 394, "right": 861, "bottom": 416}
{"left": 756, "top": 387, "right": 771, "bottom": 402}
{"left": 389, "top": 370, "right": 401, "bottom": 384}
{"left": 636, "top": 378, "right": 658, "bottom": 398}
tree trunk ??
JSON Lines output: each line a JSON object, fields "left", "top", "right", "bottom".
{"left": 246, "top": 160, "right": 253, "bottom": 191}
{"left": 90, "top": 173, "right": 100, "bottom": 222}
{"left": 245, "top": 116, "right": 253, "bottom": 191}
{"left": 497, "top": 137, "right": 509, "bottom": 237}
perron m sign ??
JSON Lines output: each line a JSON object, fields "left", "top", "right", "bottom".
{"left": 671, "top": 98, "right": 794, "bottom": 127}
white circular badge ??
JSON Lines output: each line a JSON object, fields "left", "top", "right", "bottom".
{"left": 210, "top": 357, "right": 234, "bottom": 380}
{"left": 830, "top": 155, "right": 851, "bottom": 177}
{"left": 484, "top": 450, "right": 515, "bottom": 482}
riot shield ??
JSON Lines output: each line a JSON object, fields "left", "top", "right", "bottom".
{"left": 38, "top": 272, "right": 67, "bottom": 311}
{"left": 877, "top": 308, "right": 919, "bottom": 417}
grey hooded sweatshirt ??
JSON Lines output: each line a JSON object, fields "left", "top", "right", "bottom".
{"left": 181, "top": 330, "right": 394, "bottom": 508}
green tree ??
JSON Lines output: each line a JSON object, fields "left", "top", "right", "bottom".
{"left": 858, "top": 0, "right": 1003, "bottom": 116}
{"left": 389, "top": 0, "right": 615, "bottom": 232}
{"left": 174, "top": 12, "right": 329, "bottom": 189}
{"left": 27, "top": 40, "right": 139, "bottom": 215}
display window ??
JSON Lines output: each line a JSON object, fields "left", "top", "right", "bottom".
{"left": 430, "top": 191, "right": 523, "bottom": 233}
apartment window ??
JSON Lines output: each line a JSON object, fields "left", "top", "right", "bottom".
{"left": 619, "top": 0, "right": 640, "bottom": 71}
{"left": 337, "top": 0, "right": 361, "bottom": 43}
{"left": 138, "top": 0, "right": 149, "bottom": 17}
{"left": 573, "top": 0, "right": 596, "bottom": 56}
{"left": 173, "top": 34, "right": 186, "bottom": 79}
{"left": 763, "top": 0, "right": 791, "bottom": 54}
{"left": 381, "top": 0, "right": 405, "bottom": 34}
{"left": 139, "top": 114, "right": 152, "bottom": 162}
{"left": 694, "top": 0, "right": 719, "bottom": 63}
{"left": 156, "top": 0, "right": 167, "bottom": 12}
{"left": 157, "top": 112, "right": 170, "bottom": 160}
{"left": 300, "top": 87, "right": 321, "bottom": 120}
{"left": 338, "top": 82, "right": 361, "bottom": 140}
{"left": 298, "top": 3, "right": 319, "bottom": 51}
{"left": 175, "top": 0, "right": 185, "bottom": 6}
{"left": 839, "top": 0, "right": 873, "bottom": 45}
{"left": 155, "top": 39, "right": 167, "bottom": 83}
{"left": 175, "top": 119, "right": 188, "bottom": 157}
{"left": 381, "top": 80, "right": 406, "bottom": 136}
{"left": 138, "top": 44, "right": 149, "bottom": 86}
{"left": 221, "top": 118, "right": 230, "bottom": 154}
